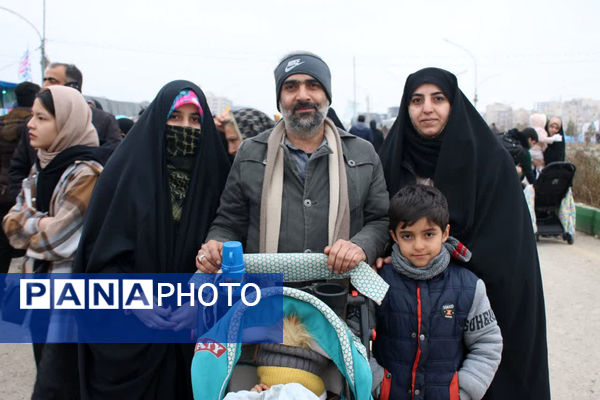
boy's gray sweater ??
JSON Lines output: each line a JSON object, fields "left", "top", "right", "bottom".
{"left": 460, "top": 279, "right": 503, "bottom": 400}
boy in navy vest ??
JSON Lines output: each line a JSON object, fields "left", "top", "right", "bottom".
{"left": 373, "top": 184, "right": 502, "bottom": 400}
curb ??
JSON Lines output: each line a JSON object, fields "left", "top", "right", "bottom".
{"left": 576, "top": 204, "right": 600, "bottom": 236}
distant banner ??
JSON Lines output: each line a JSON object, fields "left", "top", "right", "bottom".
{"left": 0, "top": 273, "right": 283, "bottom": 344}
{"left": 18, "top": 49, "right": 32, "bottom": 82}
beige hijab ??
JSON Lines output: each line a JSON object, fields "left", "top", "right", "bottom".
{"left": 37, "top": 85, "right": 99, "bottom": 168}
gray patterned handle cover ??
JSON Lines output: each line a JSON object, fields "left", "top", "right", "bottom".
{"left": 243, "top": 253, "right": 389, "bottom": 305}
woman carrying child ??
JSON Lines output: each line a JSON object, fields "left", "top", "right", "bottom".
{"left": 378, "top": 68, "right": 550, "bottom": 399}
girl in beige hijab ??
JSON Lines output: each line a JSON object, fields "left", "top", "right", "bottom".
{"left": 3, "top": 85, "right": 103, "bottom": 273}
{"left": 2, "top": 85, "right": 105, "bottom": 399}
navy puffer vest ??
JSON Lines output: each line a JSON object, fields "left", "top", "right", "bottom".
{"left": 374, "top": 262, "right": 478, "bottom": 400}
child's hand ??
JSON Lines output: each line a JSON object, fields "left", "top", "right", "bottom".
{"left": 250, "top": 383, "right": 270, "bottom": 393}
{"left": 373, "top": 256, "right": 392, "bottom": 270}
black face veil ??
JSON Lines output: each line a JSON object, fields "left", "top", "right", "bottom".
{"left": 379, "top": 68, "right": 550, "bottom": 399}
{"left": 75, "top": 80, "right": 230, "bottom": 275}
{"left": 75, "top": 80, "right": 231, "bottom": 399}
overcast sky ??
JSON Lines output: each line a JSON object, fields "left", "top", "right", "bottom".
{"left": 1, "top": 0, "right": 598, "bottom": 121}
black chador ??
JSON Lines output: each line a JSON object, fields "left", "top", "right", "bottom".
{"left": 379, "top": 68, "right": 550, "bottom": 400}
{"left": 75, "top": 80, "right": 231, "bottom": 399}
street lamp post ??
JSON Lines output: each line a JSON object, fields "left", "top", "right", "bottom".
{"left": 444, "top": 38, "right": 478, "bottom": 108}
{"left": 0, "top": 2, "right": 47, "bottom": 82}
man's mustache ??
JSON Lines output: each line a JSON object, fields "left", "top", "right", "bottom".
{"left": 292, "top": 102, "right": 318, "bottom": 113}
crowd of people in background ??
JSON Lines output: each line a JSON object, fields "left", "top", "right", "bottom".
{"left": 0, "top": 53, "right": 557, "bottom": 400}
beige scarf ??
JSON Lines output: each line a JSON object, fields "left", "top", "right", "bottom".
{"left": 259, "top": 117, "right": 350, "bottom": 253}
{"left": 37, "top": 86, "right": 99, "bottom": 168}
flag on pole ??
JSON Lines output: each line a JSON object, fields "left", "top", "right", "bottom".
{"left": 18, "top": 49, "right": 32, "bottom": 82}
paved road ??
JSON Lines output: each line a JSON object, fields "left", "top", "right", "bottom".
{"left": 1, "top": 233, "right": 599, "bottom": 399}
{"left": 539, "top": 233, "right": 600, "bottom": 399}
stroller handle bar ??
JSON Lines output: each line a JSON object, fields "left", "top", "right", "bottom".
{"left": 242, "top": 253, "right": 389, "bottom": 305}
{"left": 198, "top": 252, "right": 389, "bottom": 306}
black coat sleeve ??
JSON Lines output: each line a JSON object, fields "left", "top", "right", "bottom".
{"left": 8, "top": 125, "right": 35, "bottom": 198}
{"left": 91, "top": 108, "right": 122, "bottom": 152}
{"left": 518, "top": 150, "right": 536, "bottom": 185}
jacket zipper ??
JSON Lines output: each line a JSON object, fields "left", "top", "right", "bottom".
{"left": 410, "top": 284, "right": 422, "bottom": 400}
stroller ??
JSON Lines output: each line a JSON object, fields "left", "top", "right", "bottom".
{"left": 191, "top": 253, "right": 389, "bottom": 400}
{"left": 533, "top": 161, "right": 577, "bottom": 244}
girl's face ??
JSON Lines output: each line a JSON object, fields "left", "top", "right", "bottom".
{"left": 408, "top": 83, "right": 451, "bottom": 138}
{"left": 547, "top": 117, "right": 562, "bottom": 136}
{"left": 167, "top": 103, "right": 202, "bottom": 129}
{"left": 27, "top": 99, "right": 58, "bottom": 150}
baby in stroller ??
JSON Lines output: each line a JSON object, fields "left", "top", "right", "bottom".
{"left": 225, "top": 314, "right": 329, "bottom": 399}
{"left": 191, "top": 253, "right": 388, "bottom": 400}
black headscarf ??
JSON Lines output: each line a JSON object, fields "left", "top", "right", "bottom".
{"left": 75, "top": 80, "right": 231, "bottom": 399}
{"left": 379, "top": 68, "right": 550, "bottom": 399}
{"left": 117, "top": 117, "right": 134, "bottom": 135}
{"left": 34, "top": 146, "right": 108, "bottom": 213}
{"left": 326, "top": 107, "right": 346, "bottom": 130}
{"left": 543, "top": 116, "right": 566, "bottom": 164}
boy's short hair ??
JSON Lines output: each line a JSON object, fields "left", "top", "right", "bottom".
{"left": 521, "top": 127, "right": 538, "bottom": 143}
{"left": 389, "top": 184, "right": 449, "bottom": 230}
{"left": 15, "top": 81, "right": 41, "bottom": 107}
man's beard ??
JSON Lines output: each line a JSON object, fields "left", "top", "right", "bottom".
{"left": 281, "top": 101, "right": 329, "bottom": 138}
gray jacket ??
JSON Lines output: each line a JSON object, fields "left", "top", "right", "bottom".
{"left": 460, "top": 279, "right": 503, "bottom": 400}
{"left": 207, "top": 126, "right": 389, "bottom": 264}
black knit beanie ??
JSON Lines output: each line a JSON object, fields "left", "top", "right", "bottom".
{"left": 274, "top": 52, "right": 332, "bottom": 110}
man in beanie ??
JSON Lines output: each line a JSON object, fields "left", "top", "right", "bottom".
{"left": 197, "top": 51, "right": 389, "bottom": 274}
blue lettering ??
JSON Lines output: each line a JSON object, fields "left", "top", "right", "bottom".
{"left": 26, "top": 282, "right": 46, "bottom": 306}
{"left": 93, "top": 283, "right": 114, "bottom": 306}
{"left": 125, "top": 283, "right": 149, "bottom": 306}
{"left": 57, "top": 283, "right": 82, "bottom": 306}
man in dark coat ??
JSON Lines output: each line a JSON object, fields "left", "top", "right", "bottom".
{"left": 8, "top": 62, "right": 121, "bottom": 196}
{"left": 349, "top": 114, "right": 373, "bottom": 143}
{"left": 0, "top": 81, "right": 40, "bottom": 295}
{"left": 369, "top": 119, "right": 384, "bottom": 152}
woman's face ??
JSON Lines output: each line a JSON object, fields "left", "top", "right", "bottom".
{"left": 167, "top": 103, "right": 202, "bottom": 129}
{"left": 27, "top": 98, "right": 58, "bottom": 150}
{"left": 547, "top": 117, "right": 562, "bottom": 136}
{"left": 408, "top": 83, "right": 451, "bottom": 137}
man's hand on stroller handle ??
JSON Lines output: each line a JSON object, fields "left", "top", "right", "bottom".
{"left": 196, "top": 240, "right": 224, "bottom": 273}
{"left": 196, "top": 239, "right": 366, "bottom": 275}
{"left": 324, "top": 239, "right": 366, "bottom": 274}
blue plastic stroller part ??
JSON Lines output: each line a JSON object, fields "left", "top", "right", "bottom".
{"left": 219, "top": 241, "right": 246, "bottom": 295}
{"left": 221, "top": 241, "right": 246, "bottom": 274}
{"left": 191, "top": 287, "right": 374, "bottom": 400}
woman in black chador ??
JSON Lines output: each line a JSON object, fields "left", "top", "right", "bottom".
{"left": 75, "top": 80, "right": 231, "bottom": 399}
{"left": 379, "top": 68, "right": 550, "bottom": 400}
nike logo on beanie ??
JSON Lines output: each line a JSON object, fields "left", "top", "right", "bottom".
{"left": 285, "top": 59, "right": 305, "bottom": 73}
